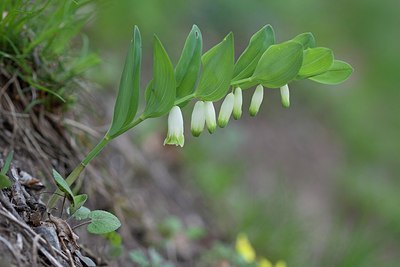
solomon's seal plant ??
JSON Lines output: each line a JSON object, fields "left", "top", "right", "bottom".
{"left": 49, "top": 25, "right": 353, "bottom": 208}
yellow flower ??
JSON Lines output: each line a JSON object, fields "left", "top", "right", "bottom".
{"left": 258, "top": 258, "right": 287, "bottom": 267}
{"left": 258, "top": 257, "right": 273, "bottom": 267}
{"left": 235, "top": 233, "right": 256, "bottom": 263}
{"left": 275, "top": 260, "right": 287, "bottom": 267}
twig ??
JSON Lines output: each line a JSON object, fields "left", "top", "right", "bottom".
{"left": 61, "top": 117, "right": 101, "bottom": 138}
{"left": 0, "top": 73, "right": 17, "bottom": 97}
{"left": 0, "top": 190, "right": 22, "bottom": 219}
{"left": 0, "top": 208, "right": 68, "bottom": 266}
{"left": 32, "top": 233, "right": 41, "bottom": 266}
{"left": 60, "top": 238, "right": 76, "bottom": 267}
{"left": 0, "top": 235, "right": 22, "bottom": 266}
{"left": 71, "top": 220, "right": 91, "bottom": 231}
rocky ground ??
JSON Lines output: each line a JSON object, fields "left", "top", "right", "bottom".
{"left": 0, "top": 76, "right": 216, "bottom": 266}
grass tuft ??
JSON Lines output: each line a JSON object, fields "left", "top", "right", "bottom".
{"left": 0, "top": 0, "right": 99, "bottom": 111}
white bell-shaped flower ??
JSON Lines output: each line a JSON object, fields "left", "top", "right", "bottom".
{"left": 280, "top": 84, "right": 290, "bottom": 108}
{"left": 249, "top": 84, "right": 264, "bottom": 116}
{"left": 164, "top": 106, "right": 184, "bottom": 147}
{"left": 233, "top": 87, "right": 243, "bottom": 120}
{"left": 204, "top": 101, "right": 217, "bottom": 134}
{"left": 191, "top": 101, "right": 206, "bottom": 137}
{"left": 218, "top": 92, "right": 235, "bottom": 128}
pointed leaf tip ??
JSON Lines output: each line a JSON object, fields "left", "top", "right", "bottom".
{"left": 143, "top": 36, "right": 176, "bottom": 118}
{"left": 195, "top": 32, "right": 234, "bottom": 101}
{"left": 175, "top": 25, "right": 202, "bottom": 101}
{"left": 297, "top": 47, "right": 334, "bottom": 79}
{"left": 309, "top": 60, "right": 353, "bottom": 84}
{"left": 233, "top": 25, "right": 275, "bottom": 84}
{"left": 292, "top": 32, "right": 316, "bottom": 49}
{"left": 108, "top": 27, "right": 142, "bottom": 137}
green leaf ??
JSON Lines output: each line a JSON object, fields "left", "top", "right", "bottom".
{"left": 129, "top": 250, "right": 150, "bottom": 265}
{"left": 309, "top": 60, "right": 353, "bottom": 84}
{"left": 87, "top": 210, "right": 121, "bottom": 234}
{"left": 52, "top": 169, "right": 75, "bottom": 204}
{"left": 233, "top": 25, "right": 275, "bottom": 82}
{"left": 297, "top": 47, "right": 334, "bottom": 79}
{"left": 70, "top": 194, "right": 88, "bottom": 215}
{"left": 148, "top": 248, "right": 163, "bottom": 265}
{"left": 252, "top": 41, "right": 303, "bottom": 88}
{"left": 175, "top": 25, "right": 202, "bottom": 100}
{"left": 143, "top": 36, "right": 176, "bottom": 118}
{"left": 292, "top": 32, "right": 316, "bottom": 49}
{"left": 108, "top": 26, "right": 142, "bottom": 137}
{"left": 75, "top": 251, "right": 96, "bottom": 267}
{"left": 72, "top": 206, "right": 91, "bottom": 220}
{"left": 195, "top": 33, "right": 234, "bottom": 101}
{"left": 185, "top": 226, "right": 206, "bottom": 240}
{"left": 1, "top": 150, "right": 14, "bottom": 175}
{"left": 0, "top": 174, "right": 12, "bottom": 189}
{"left": 104, "top": 231, "right": 122, "bottom": 246}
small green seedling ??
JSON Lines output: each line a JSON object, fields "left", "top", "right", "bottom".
{"left": 52, "top": 170, "right": 120, "bottom": 234}
{"left": 0, "top": 151, "right": 14, "bottom": 189}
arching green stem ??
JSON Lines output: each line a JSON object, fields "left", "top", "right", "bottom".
{"left": 230, "top": 77, "right": 253, "bottom": 86}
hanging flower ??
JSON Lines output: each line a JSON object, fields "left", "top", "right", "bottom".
{"left": 204, "top": 101, "right": 217, "bottom": 134}
{"left": 280, "top": 84, "right": 290, "bottom": 108}
{"left": 163, "top": 106, "right": 184, "bottom": 147}
{"left": 249, "top": 84, "right": 264, "bottom": 116}
{"left": 191, "top": 101, "right": 206, "bottom": 137}
{"left": 218, "top": 92, "right": 235, "bottom": 128}
{"left": 233, "top": 87, "right": 243, "bottom": 120}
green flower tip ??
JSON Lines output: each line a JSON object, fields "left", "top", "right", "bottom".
{"left": 233, "top": 87, "right": 243, "bottom": 120}
{"left": 164, "top": 106, "right": 184, "bottom": 147}
{"left": 249, "top": 84, "right": 264, "bottom": 117}
{"left": 280, "top": 84, "right": 290, "bottom": 108}
{"left": 191, "top": 101, "right": 206, "bottom": 137}
{"left": 218, "top": 92, "right": 234, "bottom": 128}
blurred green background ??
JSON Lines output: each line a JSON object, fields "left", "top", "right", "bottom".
{"left": 85, "top": 0, "right": 400, "bottom": 266}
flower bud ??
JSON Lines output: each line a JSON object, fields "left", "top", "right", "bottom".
{"left": 233, "top": 87, "right": 243, "bottom": 120}
{"left": 249, "top": 84, "right": 264, "bottom": 116}
{"left": 204, "top": 101, "right": 217, "bottom": 134}
{"left": 280, "top": 84, "right": 290, "bottom": 108}
{"left": 218, "top": 93, "right": 234, "bottom": 128}
{"left": 164, "top": 106, "right": 184, "bottom": 147}
{"left": 191, "top": 101, "right": 206, "bottom": 137}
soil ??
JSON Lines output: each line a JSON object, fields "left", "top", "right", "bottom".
{"left": 0, "top": 71, "right": 216, "bottom": 266}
